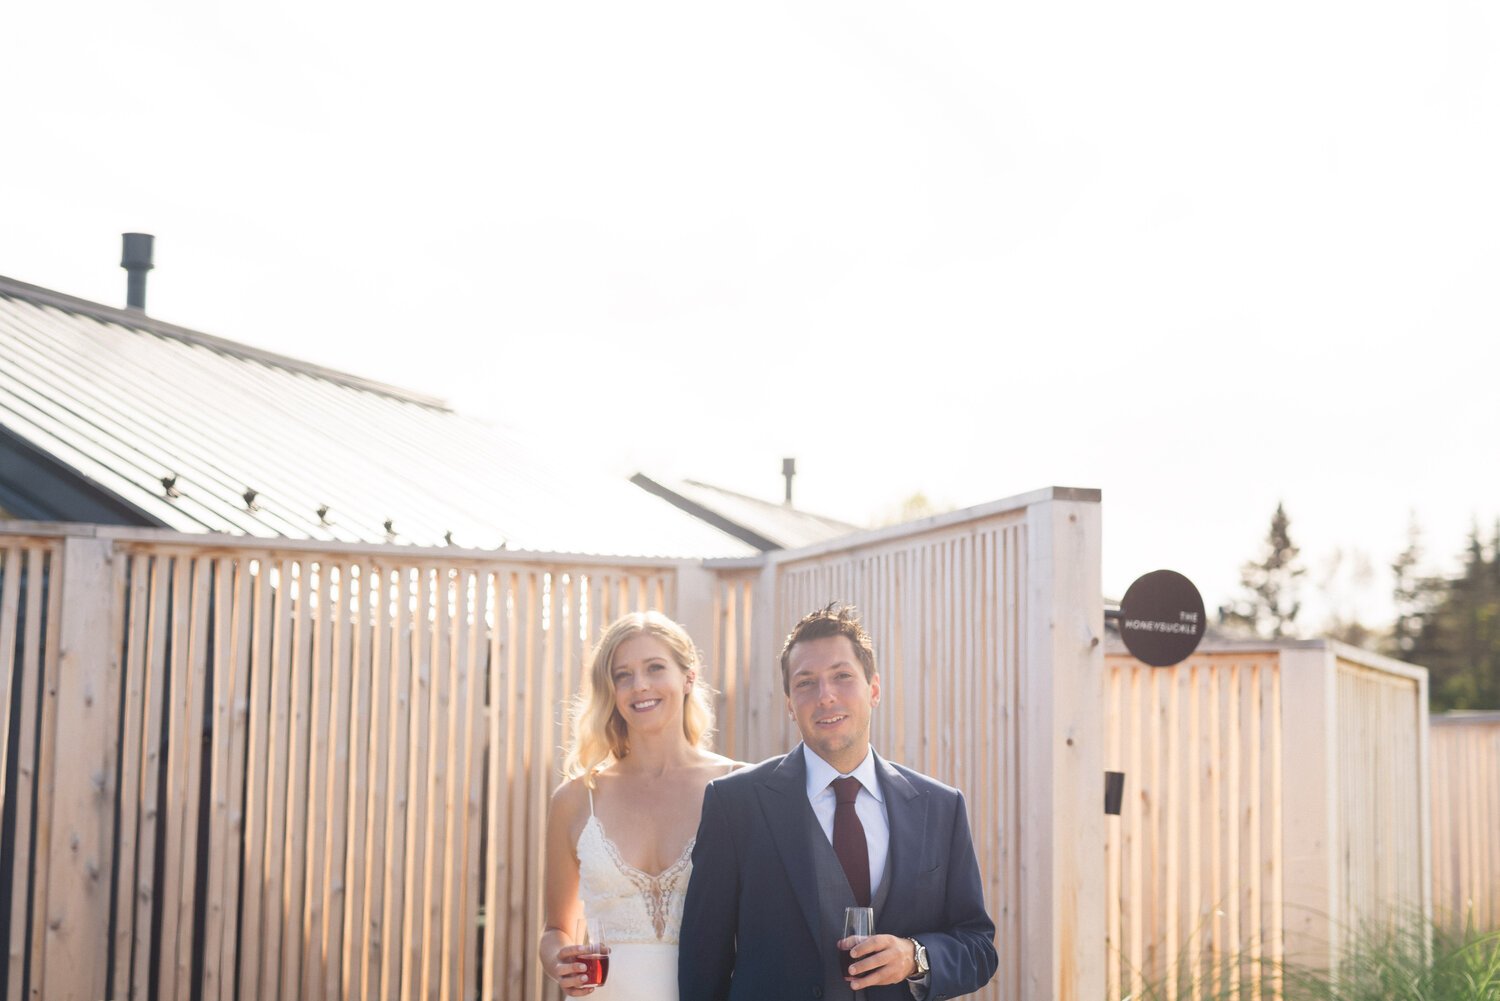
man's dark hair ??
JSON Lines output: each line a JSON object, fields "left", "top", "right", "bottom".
{"left": 779, "top": 602, "right": 877, "bottom": 695}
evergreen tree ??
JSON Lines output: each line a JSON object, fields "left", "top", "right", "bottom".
{"left": 1388, "top": 513, "right": 1431, "bottom": 657}
{"left": 1219, "top": 502, "right": 1307, "bottom": 639}
{"left": 1409, "top": 523, "right": 1500, "bottom": 710}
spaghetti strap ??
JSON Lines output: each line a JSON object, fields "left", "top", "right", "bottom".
{"left": 587, "top": 779, "right": 596, "bottom": 817}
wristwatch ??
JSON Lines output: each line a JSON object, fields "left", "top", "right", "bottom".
{"left": 907, "top": 937, "right": 930, "bottom": 979}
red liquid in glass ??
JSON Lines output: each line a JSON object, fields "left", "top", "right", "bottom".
{"left": 580, "top": 953, "right": 610, "bottom": 986}
{"left": 839, "top": 948, "right": 857, "bottom": 979}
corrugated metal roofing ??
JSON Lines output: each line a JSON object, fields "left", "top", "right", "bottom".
{"left": 0, "top": 275, "right": 756, "bottom": 559}
{"left": 633, "top": 474, "right": 861, "bottom": 550}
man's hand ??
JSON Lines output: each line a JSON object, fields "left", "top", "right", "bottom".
{"left": 839, "top": 934, "right": 918, "bottom": 989}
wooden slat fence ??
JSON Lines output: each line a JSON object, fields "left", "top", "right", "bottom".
{"left": 1333, "top": 655, "right": 1430, "bottom": 940}
{"left": 1, "top": 487, "right": 1104, "bottom": 1001}
{"left": 1430, "top": 712, "right": 1500, "bottom": 933}
{"left": 0, "top": 539, "right": 61, "bottom": 1001}
{"left": 1103, "top": 650, "right": 1284, "bottom": 1001}
{"left": 711, "top": 489, "right": 1104, "bottom": 1001}
{"left": 0, "top": 528, "right": 677, "bottom": 1001}
{"left": 1103, "top": 642, "right": 1431, "bottom": 997}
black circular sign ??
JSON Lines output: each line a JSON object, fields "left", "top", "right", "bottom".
{"left": 1118, "top": 570, "right": 1206, "bottom": 667}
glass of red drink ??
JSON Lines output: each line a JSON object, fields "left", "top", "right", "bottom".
{"left": 575, "top": 917, "right": 610, "bottom": 987}
{"left": 841, "top": 907, "right": 874, "bottom": 988}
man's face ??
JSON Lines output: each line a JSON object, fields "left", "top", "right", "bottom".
{"left": 785, "top": 634, "right": 879, "bottom": 771}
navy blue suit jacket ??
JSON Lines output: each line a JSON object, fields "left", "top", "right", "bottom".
{"left": 678, "top": 746, "right": 998, "bottom": 1001}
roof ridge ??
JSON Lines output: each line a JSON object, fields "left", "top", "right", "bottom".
{"left": 679, "top": 477, "right": 859, "bottom": 527}
{"left": 0, "top": 272, "right": 451, "bottom": 410}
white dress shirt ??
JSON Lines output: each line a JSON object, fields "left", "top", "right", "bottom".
{"left": 802, "top": 745, "right": 889, "bottom": 900}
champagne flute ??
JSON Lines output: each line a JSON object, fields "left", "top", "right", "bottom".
{"left": 841, "top": 907, "right": 874, "bottom": 988}
{"left": 575, "top": 917, "right": 610, "bottom": 987}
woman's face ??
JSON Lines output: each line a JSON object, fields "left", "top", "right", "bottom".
{"left": 609, "top": 633, "right": 692, "bottom": 737}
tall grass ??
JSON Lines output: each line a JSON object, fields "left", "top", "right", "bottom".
{"left": 1117, "top": 912, "right": 1500, "bottom": 1001}
{"left": 1284, "top": 914, "right": 1500, "bottom": 1001}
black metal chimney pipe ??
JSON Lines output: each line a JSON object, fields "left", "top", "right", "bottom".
{"left": 782, "top": 457, "right": 796, "bottom": 506}
{"left": 121, "top": 233, "right": 154, "bottom": 311}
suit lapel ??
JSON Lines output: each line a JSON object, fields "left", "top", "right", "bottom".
{"left": 875, "top": 752, "right": 925, "bottom": 925}
{"left": 755, "top": 744, "right": 823, "bottom": 949}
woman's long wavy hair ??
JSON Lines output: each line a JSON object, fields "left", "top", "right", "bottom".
{"left": 564, "top": 611, "right": 715, "bottom": 786}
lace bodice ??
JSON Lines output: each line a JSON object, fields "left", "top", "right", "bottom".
{"left": 575, "top": 803, "right": 694, "bottom": 945}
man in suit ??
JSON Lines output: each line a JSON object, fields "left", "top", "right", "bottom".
{"left": 679, "top": 604, "right": 998, "bottom": 1001}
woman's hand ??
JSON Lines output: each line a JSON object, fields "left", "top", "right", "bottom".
{"left": 548, "top": 942, "right": 606, "bottom": 997}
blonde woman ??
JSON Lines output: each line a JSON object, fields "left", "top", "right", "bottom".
{"left": 540, "top": 612, "right": 741, "bottom": 1000}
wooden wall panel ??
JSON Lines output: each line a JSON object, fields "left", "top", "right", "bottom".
{"left": 713, "top": 511, "right": 1036, "bottom": 1001}
{"left": 1335, "top": 657, "right": 1428, "bottom": 937}
{"left": 1104, "top": 651, "right": 1284, "bottom": 998}
{"left": 1430, "top": 715, "right": 1500, "bottom": 932}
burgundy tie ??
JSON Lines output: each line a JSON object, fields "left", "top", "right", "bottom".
{"left": 831, "top": 777, "right": 871, "bottom": 907}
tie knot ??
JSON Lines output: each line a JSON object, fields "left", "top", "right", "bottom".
{"left": 832, "top": 776, "right": 862, "bottom": 805}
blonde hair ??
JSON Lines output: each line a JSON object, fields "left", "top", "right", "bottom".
{"left": 564, "top": 611, "right": 715, "bottom": 785}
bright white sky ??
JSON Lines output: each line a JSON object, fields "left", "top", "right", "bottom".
{"left": 3, "top": 1, "right": 1497, "bottom": 633}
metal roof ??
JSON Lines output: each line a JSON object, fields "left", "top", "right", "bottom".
{"left": 0, "top": 274, "right": 756, "bottom": 559}
{"left": 630, "top": 473, "right": 860, "bottom": 551}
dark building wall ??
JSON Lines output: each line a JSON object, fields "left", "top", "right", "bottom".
{"left": 0, "top": 425, "right": 161, "bottom": 526}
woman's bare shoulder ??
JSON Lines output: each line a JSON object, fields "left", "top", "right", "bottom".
{"left": 548, "top": 774, "right": 592, "bottom": 819}
{"left": 697, "top": 751, "right": 751, "bottom": 773}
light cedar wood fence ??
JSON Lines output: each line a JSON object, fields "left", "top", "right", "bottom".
{"left": 1103, "top": 641, "right": 1431, "bottom": 999}
{"left": 0, "top": 528, "right": 678, "bottom": 1001}
{"left": 709, "top": 488, "right": 1104, "bottom": 1001}
{"left": 1430, "top": 712, "right": 1500, "bottom": 933}
{"left": 0, "top": 486, "right": 1105, "bottom": 1001}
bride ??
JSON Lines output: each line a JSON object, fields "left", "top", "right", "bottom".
{"left": 540, "top": 612, "right": 741, "bottom": 1000}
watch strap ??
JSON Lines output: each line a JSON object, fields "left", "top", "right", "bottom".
{"left": 906, "top": 937, "right": 929, "bottom": 977}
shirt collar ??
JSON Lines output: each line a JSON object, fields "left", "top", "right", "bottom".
{"left": 802, "top": 744, "right": 884, "bottom": 803}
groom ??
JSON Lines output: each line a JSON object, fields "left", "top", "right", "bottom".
{"left": 679, "top": 604, "right": 998, "bottom": 1001}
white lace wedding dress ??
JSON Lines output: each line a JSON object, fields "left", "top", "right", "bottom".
{"left": 574, "top": 786, "right": 695, "bottom": 1001}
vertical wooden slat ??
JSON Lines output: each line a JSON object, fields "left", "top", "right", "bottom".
{"left": 354, "top": 563, "right": 389, "bottom": 1000}
{"left": 299, "top": 560, "right": 334, "bottom": 1000}
{"left": 219, "top": 558, "right": 255, "bottom": 1001}
{"left": 520, "top": 572, "right": 543, "bottom": 1001}
{"left": 201, "top": 556, "right": 237, "bottom": 1001}
{"left": 1104, "top": 658, "right": 1121, "bottom": 1001}
{"left": 7, "top": 549, "right": 44, "bottom": 1001}
{"left": 155, "top": 555, "right": 192, "bottom": 1001}
{"left": 1267, "top": 662, "right": 1283, "bottom": 997}
{"left": 110, "top": 553, "right": 150, "bottom": 1001}
{"left": 503, "top": 571, "right": 528, "bottom": 999}
{"left": 322, "top": 560, "right": 355, "bottom": 1000}
{"left": 342, "top": 562, "right": 373, "bottom": 1000}
{"left": 280, "top": 560, "right": 315, "bottom": 1001}
{"left": 402, "top": 566, "right": 434, "bottom": 1001}
{"left": 0, "top": 544, "right": 21, "bottom": 820}
{"left": 261, "top": 557, "right": 294, "bottom": 999}
{"left": 34, "top": 539, "right": 118, "bottom": 1001}
{"left": 179, "top": 557, "right": 212, "bottom": 999}
{"left": 425, "top": 567, "right": 456, "bottom": 1001}
{"left": 245, "top": 558, "right": 286, "bottom": 1001}
{"left": 0, "top": 543, "right": 22, "bottom": 1001}
{"left": 380, "top": 565, "right": 414, "bottom": 1001}
{"left": 458, "top": 570, "right": 487, "bottom": 1001}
